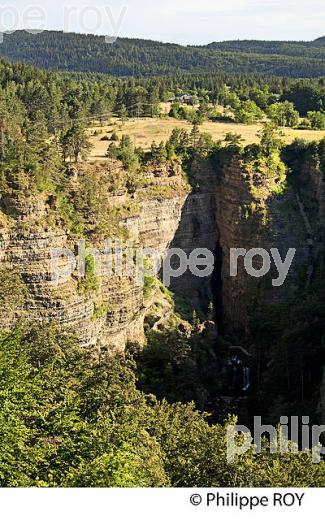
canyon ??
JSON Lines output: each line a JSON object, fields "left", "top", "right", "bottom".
{"left": 0, "top": 149, "right": 323, "bottom": 353}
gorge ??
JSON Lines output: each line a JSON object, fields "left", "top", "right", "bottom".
{"left": 1, "top": 137, "right": 324, "bottom": 425}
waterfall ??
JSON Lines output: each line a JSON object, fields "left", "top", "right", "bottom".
{"left": 242, "top": 367, "right": 251, "bottom": 392}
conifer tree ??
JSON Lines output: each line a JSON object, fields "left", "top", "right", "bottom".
{"left": 190, "top": 122, "right": 200, "bottom": 149}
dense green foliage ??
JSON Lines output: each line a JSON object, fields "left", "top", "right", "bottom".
{"left": 0, "top": 324, "right": 324, "bottom": 487}
{"left": 251, "top": 288, "right": 325, "bottom": 423}
{"left": 205, "top": 38, "right": 325, "bottom": 58}
{"left": 1, "top": 31, "right": 325, "bottom": 78}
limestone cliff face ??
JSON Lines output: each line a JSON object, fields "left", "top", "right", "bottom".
{"left": 165, "top": 158, "right": 219, "bottom": 310}
{"left": 214, "top": 155, "right": 324, "bottom": 333}
{"left": 168, "top": 192, "right": 218, "bottom": 308}
{"left": 126, "top": 197, "right": 187, "bottom": 255}
{"left": 296, "top": 160, "right": 325, "bottom": 253}
{"left": 1, "top": 152, "right": 323, "bottom": 348}
{"left": 0, "top": 161, "right": 192, "bottom": 349}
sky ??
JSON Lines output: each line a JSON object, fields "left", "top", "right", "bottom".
{"left": 2, "top": 0, "right": 325, "bottom": 45}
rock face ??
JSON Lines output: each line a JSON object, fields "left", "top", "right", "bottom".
{"left": 1, "top": 153, "right": 323, "bottom": 348}
{"left": 127, "top": 197, "right": 187, "bottom": 255}
{"left": 166, "top": 158, "right": 220, "bottom": 310}
{"left": 168, "top": 192, "right": 218, "bottom": 309}
{"left": 148, "top": 153, "right": 324, "bottom": 336}
{"left": 214, "top": 156, "right": 325, "bottom": 333}
{"left": 0, "top": 163, "right": 192, "bottom": 349}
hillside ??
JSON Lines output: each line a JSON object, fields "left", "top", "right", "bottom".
{"left": 204, "top": 39, "right": 325, "bottom": 58}
{"left": 0, "top": 30, "right": 325, "bottom": 78}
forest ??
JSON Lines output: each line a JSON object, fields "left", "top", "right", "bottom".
{"left": 1, "top": 30, "right": 325, "bottom": 77}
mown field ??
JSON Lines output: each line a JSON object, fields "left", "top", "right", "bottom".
{"left": 88, "top": 116, "right": 325, "bottom": 160}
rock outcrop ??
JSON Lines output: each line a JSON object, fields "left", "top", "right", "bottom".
{"left": 0, "top": 160, "right": 192, "bottom": 349}
{"left": 214, "top": 155, "right": 325, "bottom": 333}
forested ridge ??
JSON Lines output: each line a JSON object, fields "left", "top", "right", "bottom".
{"left": 1, "top": 30, "right": 325, "bottom": 78}
{"left": 204, "top": 38, "right": 325, "bottom": 57}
